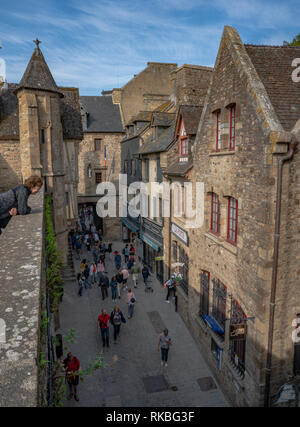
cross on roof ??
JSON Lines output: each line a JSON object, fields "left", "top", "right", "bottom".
{"left": 33, "top": 38, "right": 41, "bottom": 48}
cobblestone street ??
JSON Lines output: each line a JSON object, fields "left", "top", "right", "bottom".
{"left": 59, "top": 240, "right": 228, "bottom": 407}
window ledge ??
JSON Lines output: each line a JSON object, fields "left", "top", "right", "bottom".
{"left": 176, "top": 284, "right": 189, "bottom": 301}
{"left": 224, "top": 357, "right": 246, "bottom": 386}
{"left": 205, "top": 232, "right": 237, "bottom": 256}
{"left": 209, "top": 151, "right": 235, "bottom": 157}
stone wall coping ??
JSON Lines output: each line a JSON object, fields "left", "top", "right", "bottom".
{"left": 0, "top": 188, "right": 44, "bottom": 407}
{"left": 204, "top": 232, "right": 238, "bottom": 256}
{"left": 209, "top": 151, "right": 236, "bottom": 157}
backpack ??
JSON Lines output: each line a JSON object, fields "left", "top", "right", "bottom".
{"left": 113, "top": 313, "right": 121, "bottom": 325}
{"left": 130, "top": 297, "right": 136, "bottom": 304}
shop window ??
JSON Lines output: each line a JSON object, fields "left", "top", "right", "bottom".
{"left": 212, "top": 279, "right": 227, "bottom": 329}
{"left": 229, "top": 298, "right": 247, "bottom": 378}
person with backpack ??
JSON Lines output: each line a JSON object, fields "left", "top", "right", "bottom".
{"left": 116, "top": 271, "right": 123, "bottom": 299}
{"left": 99, "top": 273, "right": 109, "bottom": 301}
{"left": 127, "top": 288, "right": 136, "bottom": 319}
{"left": 142, "top": 265, "right": 150, "bottom": 287}
{"left": 110, "top": 306, "right": 126, "bottom": 343}
{"left": 110, "top": 276, "right": 118, "bottom": 301}
{"left": 63, "top": 352, "right": 81, "bottom": 401}
{"left": 114, "top": 251, "right": 122, "bottom": 271}
{"left": 130, "top": 262, "right": 140, "bottom": 288}
{"left": 97, "top": 309, "right": 110, "bottom": 348}
{"left": 165, "top": 277, "right": 175, "bottom": 303}
{"left": 158, "top": 329, "right": 172, "bottom": 367}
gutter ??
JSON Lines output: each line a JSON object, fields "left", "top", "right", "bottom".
{"left": 264, "top": 138, "right": 298, "bottom": 407}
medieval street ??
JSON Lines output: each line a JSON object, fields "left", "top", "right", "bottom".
{"left": 59, "top": 240, "right": 228, "bottom": 408}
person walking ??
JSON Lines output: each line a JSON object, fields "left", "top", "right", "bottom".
{"left": 114, "top": 251, "right": 122, "bottom": 271}
{"left": 116, "top": 271, "right": 123, "bottom": 299}
{"left": 107, "top": 242, "right": 112, "bottom": 259}
{"left": 77, "top": 273, "right": 84, "bottom": 297}
{"left": 130, "top": 262, "right": 140, "bottom": 288}
{"left": 165, "top": 277, "right": 176, "bottom": 303}
{"left": 158, "top": 329, "right": 172, "bottom": 367}
{"left": 97, "top": 309, "right": 110, "bottom": 348}
{"left": 121, "top": 267, "right": 129, "bottom": 291}
{"left": 142, "top": 265, "right": 150, "bottom": 287}
{"left": 63, "top": 352, "right": 81, "bottom": 401}
{"left": 123, "top": 244, "right": 129, "bottom": 263}
{"left": 83, "top": 263, "right": 92, "bottom": 288}
{"left": 127, "top": 288, "right": 136, "bottom": 319}
{"left": 97, "top": 259, "right": 105, "bottom": 282}
{"left": 99, "top": 273, "right": 109, "bottom": 301}
{"left": 110, "top": 306, "right": 126, "bottom": 343}
{"left": 80, "top": 259, "right": 86, "bottom": 274}
{"left": 93, "top": 246, "right": 100, "bottom": 264}
{"left": 75, "top": 237, "right": 82, "bottom": 259}
{"left": 90, "top": 262, "right": 97, "bottom": 284}
{"left": 110, "top": 276, "right": 118, "bottom": 302}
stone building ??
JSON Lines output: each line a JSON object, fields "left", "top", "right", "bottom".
{"left": 185, "top": 26, "right": 300, "bottom": 406}
{"left": 79, "top": 93, "right": 125, "bottom": 239}
{"left": 0, "top": 42, "right": 83, "bottom": 258}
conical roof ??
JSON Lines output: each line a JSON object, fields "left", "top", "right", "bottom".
{"left": 16, "top": 43, "right": 63, "bottom": 97}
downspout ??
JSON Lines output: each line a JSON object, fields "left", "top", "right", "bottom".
{"left": 168, "top": 177, "right": 172, "bottom": 279}
{"left": 264, "top": 139, "right": 298, "bottom": 407}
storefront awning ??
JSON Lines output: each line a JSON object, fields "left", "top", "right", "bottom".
{"left": 203, "top": 315, "right": 224, "bottom": 335}
{"left": 140, "top": 233, "right": 160, "bottom": 252}
{"left": 121, "top": 218, "right": 139, "bottom": 234}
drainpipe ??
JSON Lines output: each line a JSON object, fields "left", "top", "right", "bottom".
{"left": 264, "top": 138, "right": 298, "bottom": 407}
{"left": 168, "top": 177, "right": 172, "bottom": 279}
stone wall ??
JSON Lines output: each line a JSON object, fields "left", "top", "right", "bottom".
{"left": 0, "top": 139, "right": 22, "bottom": 192}
{"left": 0, "top": 189, "right": 44, "bottom": 407}
{"left": 113, "top": 62, "right": 177, "bottom": 125}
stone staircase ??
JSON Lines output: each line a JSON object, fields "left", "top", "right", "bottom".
{"left": 61, "top": 237, "right": 76, "bottom": 282}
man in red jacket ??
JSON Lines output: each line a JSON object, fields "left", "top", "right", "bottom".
{"left": 63, "top": 352, "right": 81, "bottom": 401}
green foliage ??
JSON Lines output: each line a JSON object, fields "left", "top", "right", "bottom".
{"left": 283, "top": 33, "right": 300, "bottom": 46}
{"left": 45, "top": 194, "right": 65, "bottom": 312}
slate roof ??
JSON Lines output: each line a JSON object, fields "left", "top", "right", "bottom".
{"left": 152, "top": 112, "right": 176, "bottom": 127}
{"left": 0, "top": 84, "right": 19, "bottom": 138}
{"left": 179, "top": 105, "right": 203, "bottom": 135}
{"left": 165, "top": 160, "right": 193, "bottom": 177}
{"left": 80, "top": 95, "right": 124, "bottom": 133}
{"left": 16, "top": 47, "right": 62, "bottom": 96}
{"left": 245, "top": 44, "right": 300, "bottom": 131}
{"left": 139, "top": 122, "right": 175, "bottom": 154}
{"left": 60, "top": 88, "right": 83, "bottom": 140}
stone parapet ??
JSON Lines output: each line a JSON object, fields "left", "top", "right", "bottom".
{"left": 0, "top": 188, "right": 44, "bottom": 407}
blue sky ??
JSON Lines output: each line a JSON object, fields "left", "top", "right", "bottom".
{"left": 0, "top": 0, "right": 299, "bottom": 95}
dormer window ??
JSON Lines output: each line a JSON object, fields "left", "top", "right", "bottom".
{"left": 178, "top": 118, "right": 188, "bottom": 160}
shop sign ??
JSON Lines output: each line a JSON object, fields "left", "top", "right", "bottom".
{"left": 171, "top": 223, "right": 189, "bottom": 246}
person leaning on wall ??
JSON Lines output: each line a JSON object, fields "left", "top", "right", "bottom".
{"left": 0, "top": 175, "right": 43, "bottom": 231}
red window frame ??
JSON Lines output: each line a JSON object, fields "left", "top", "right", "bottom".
{"left": 227, "top": 197, "right": 238, "bottom": 245}
{"left": 216, "top": 111, "right": 221, "bottom": 152}
{"left": 229, "top": 105, "right": 236, "bottom": 150}
{"left": 211, "top": 193, "right": 221, "bottom": 235}
{"left": 180, "top": 137, "right": 189, "bottom": 156}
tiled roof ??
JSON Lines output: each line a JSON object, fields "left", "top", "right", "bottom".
{"left": 0, "top": 84, "right": 19, "bottom": 138}
{"left": 165, "top": 160, "right": 193, "bottom": 177}
{"left": 80, "top": 95, "right": 124, "bottom": 133}
{"left": 180, "top": 105, "right": 203, "bottom": 135}
{"left": 60, "top": 87, "right": 83, "bottom": 140}
{"left": 16, "top": 47, "right": 62, "bottom": 96}
{"left": 245, "top": 44, "right": 300, "bottom": 131}
{"left": 139, "top": 122, "right": 175, "bottom": 154}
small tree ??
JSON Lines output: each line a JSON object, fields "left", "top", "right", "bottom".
{"left": 283, "top": 33, "right": 300, "bottom": 46}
